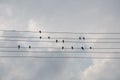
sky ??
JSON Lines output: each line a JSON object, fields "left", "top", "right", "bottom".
{"left": 0, "top": 0, "right": 120, "bottom": 80}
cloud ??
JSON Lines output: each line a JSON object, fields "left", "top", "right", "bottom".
{"left": 81, "top": 59, "right": 120, "bottom": 80}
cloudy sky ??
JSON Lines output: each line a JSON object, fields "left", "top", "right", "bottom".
{"left": 0, "top": 0, "right": 120, "bottom": 80}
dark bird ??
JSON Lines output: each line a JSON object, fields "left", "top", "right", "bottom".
{"left": 89, "top": 46, "right": 92, "bottom": 49}
{"left": 79, "top": 37, "right": 81, "bottom": 40}
{"left": 56, "top": 40, "right": 58, "bottom": 43}
{"left": 40, "top": 36, "right": 42, "bottom": 39}
{"left": 48, "top": 36, "right": 50, "bottom": 39}
{"left": 39, "top": 30, "right": 41, "bottom": 33}
{"left": 81, "top": 47, "right": 84, "bottom": 50}
{"left": 62, "top": 46, "right": 64, "bottom": 50}
{"left": 71, "top": 46, "right": 74, "bottom": 50}
{"left": 83, "top": 37, "right": 85, "bottom": 40}
{"left": 62, "top": 40, "right": 64, "bottom": 43}
{"left": 18, "top": 45, "right": 20, "bottom": 49}
{"left": 29, "top": 45, "right": 31, "bottom": 49}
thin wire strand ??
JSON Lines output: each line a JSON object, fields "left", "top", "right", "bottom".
{"left": 1, "top": 46, "right": 120, "bottom": 50}
{"left": 1, "top": 39, "right": 120, "bottom": 43}
{"left": 0, "top": 56, "right": 120, "bottom": 59}
{"left": 0, "top": 50, "right": 120, "bottom": 53}
{"left": 1, "top": 30, "right": 120, "bottom": 34}
{"left": 1, "top": 36, "right": 120, "bottom": 40}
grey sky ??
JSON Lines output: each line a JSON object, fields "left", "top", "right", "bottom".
{"left": 0, "top": 0, "right": 120, "bottom": 80}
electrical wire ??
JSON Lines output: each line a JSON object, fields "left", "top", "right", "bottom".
{"left": 0, "top": 39, "right": 120, "bottom": 43}
{"left": 1, "top": 36, "right": 120, "bottom": 40}
{"left": 1, "top": 30, "right": 120, "bottom": 34}
{"left": 1, "top": 46, "right": 120, "bottom": 50}
{"left": 0, "top": 56, "right": 119, "bottom": 59}
{"left": 0, "top": 50, "right": 120, "bottom": 53}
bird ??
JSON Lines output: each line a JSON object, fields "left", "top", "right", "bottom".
{"left": 18, "top": 45, "right": 20, "bottom": 49}
{"left": 39, "top": 30, "right": 41, "bottom": 33}
{"left": 56, "top": 40, "right": 58, "bottom": 43}
{"left": 29, "top": 45, "right": 31, "bottom": 49}
{"left": 81, "top": 47, "right": 84, "bottom": 50}
{"left": 89, "top": 46, "right": 92, "bottom": 49}
{"left": 71, "top": 46, "right": 74, "bottom": 50}
{"left": 62, "top": 40, "right": 64, "bottom": 43}
{"left": 79, "top": 37, "right": 81, "bottom": 40}
{"left": 48, "top": 36, "right": 50, "bottom": 39}
{"left": 62, "top": 46, "right": 64, "bottom": 50}
{"left": 83, "top": 37, "right": 85, "bottom": 40}
{"left": 40, "top": 36, "right": 42, "bottom": 39}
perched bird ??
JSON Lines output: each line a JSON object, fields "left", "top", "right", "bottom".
{"left": 56, "top": 40, "right": 58, "bottom": 43}
{"left": 18, "top": 45, "right": 20, "bottom": 49}
{"left": 40, "top": 36, "right": 42, "bottom": 39}
{"left": 89, "top": 46, "right": 92, "bottom": 49}
{"left": 29, "top": 45, "right": 31, "bottom": 49}
{"left": 62, "top": 40, "right": 64, "bottom": 43}
{"left": 62, "top": 46, "right": 64, "bottom": 50}
{"left": 48, "top": 36, "right": 50, "bottom": 39}
{"left": 81, "top": 47, "right": 84, "bottom": 50}
{"left": 83, "top": 37, "right": 85, "bottom": 40}
{"left": 79, "top": 37, "right": 81, "bottom": 40}
{"left": 71, "top": 46, "right": 74, "bottom": 50}
{"left": 39, "top": 30, "right": 41, "bottom": 33}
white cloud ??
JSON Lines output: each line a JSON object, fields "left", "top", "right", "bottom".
{"left": 81, "top": 59, "right": 120, "bottom": 80}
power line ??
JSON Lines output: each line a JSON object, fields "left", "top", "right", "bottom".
{"left": 0, "top": 36, "right": 38, "bottom": 38}
{"left": 1, "top": 30, "right": 120, "bottom": 34}
{"left": 0, "top": 50, "right": 120, "bottom": 53}
{"left": 42, "top": 31, "right": 120, "bottom": 34}
{"left": 1, "top": 39, "right": 120, "bottom": 43}
{"left": 1, "top": 36, "right": 120, "bottom": 40}
{"left": 0, "top": 56, "right": 120, "bottom": 59}
{"left": 1, "top": 46, "right": 120, "bottom": 50}
{"left": 0, "top": 30, "right": 37, "bottom": 33}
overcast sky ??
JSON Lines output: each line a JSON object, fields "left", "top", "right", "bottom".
{"left": 0, "top": 0, "right": 120, "bottom": 80}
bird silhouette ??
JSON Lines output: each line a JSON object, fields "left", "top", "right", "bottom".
{"left": 62, "top": 46, "right": 64, "bottom": 50}
{"left": 89, "top": 46, "right": 92, "bottom": 49}
{"left": 29, "top": 45, "right": 31, "bottom": 49}
{"left": 56, "top": 40, "right": 58, "bottom": 43}
{"left": 18, "top": 45, "right": 20, "bottom": 49}
{"left": 81, "top": 47, "right": 84, "bottom": 50}
{"left": 62, "top": 40, "right": 64, "bottom": 43}
{"left": 79, "top": 37, "right": 81, "bottom": 40}
{"left": 48, "top": 36, "right": 50, "bottom": 39}
{"left": 83, "top": 37, "right": 85, "bottom": 40}
{"left": 39, "top": 30, "right": 41, "bottom": 33}
{"left": 40, "top": 36, "right": 42, "bottom": 39}
{"left": 71, "top": 46, "right": 74, "bottom": 50}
